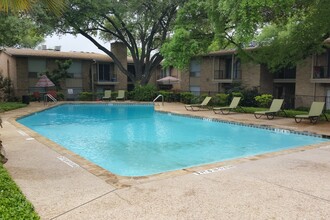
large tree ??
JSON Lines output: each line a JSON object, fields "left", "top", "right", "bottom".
{"left": 162, "top": 0, "right": 330, "bottom": 71}
{"left": 38, "top": 0, "right": 186, "bottom": 85}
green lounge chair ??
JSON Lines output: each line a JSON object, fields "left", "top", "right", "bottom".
{"left": 254, "top": 99, "right": 287, "bottom": 120}
{"left": 116, "top": 90, "right": 125, "bottom": 100}
{"left": 294, "top": 102, "right": 328, "bottom": 124}
{"left": 102, "top": 90, "right": 112, "bottom": 101}
{"left": 213, "top": 97, "right": 244, "bottom": 115}
{"left": 185, "top": 96, "right": 212, "bottom": 111}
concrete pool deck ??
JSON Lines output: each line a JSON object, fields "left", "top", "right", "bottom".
{"left": 1, "top": 101, "right": 330, "bottom": 219}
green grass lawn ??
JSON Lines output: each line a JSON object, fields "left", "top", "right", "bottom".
{"left": 0, "top": 163, "right": 40, "bottom": 219}
{"left": 237, "top": 107, "right": 330, "bottom": 121}
{"left": 0, "top": 102, "right": 27, "bottom": 112}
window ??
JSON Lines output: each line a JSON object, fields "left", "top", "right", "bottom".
{"left": 161, "top": 67, "right": 171, "bottom": 78}
{"left": 274, "top": 66, "right": 296, "bottom": 79}
{"left": 214, "top": 56, "right": 237, "bottom": 80}
{"left": 190, "top": 60, "right": 200, "bottom": 77}
{"left": 224, "top": 57, "right": 232, "bottom": 79}
{"left": 214, "top": 58, "right": 224, "bottom": 80}
{"left": 28, "top": 58, "right": 46, "bottom": 78}
{"left": 233, "top": 59, "right": 241, "bottom": 79}
{"left": 67, "top": 61, "right": 82, "bottom": 78}
{"left": 98, "top": 63, "right": 110, "bottom": 81}
{"left": 190, "top": 86, "right": 200, "bottom": 96}
{"left": 313, "top": 49, "right": 330, "bottom": 79}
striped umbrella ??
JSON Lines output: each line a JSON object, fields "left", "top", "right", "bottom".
{"left": 35, "top": 75, "right": 55, "bottom": 88}
{"left": 156, "top": 76, "right": 180, "bottom": 84}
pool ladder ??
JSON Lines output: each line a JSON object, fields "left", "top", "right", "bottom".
{"left": 153, "top": 94, "right": 164, "bottom": 106}
{"left": 44, "top": 94, "right": 57, "bottom": 104}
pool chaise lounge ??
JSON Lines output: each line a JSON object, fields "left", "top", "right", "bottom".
{"left": 185, "top": 96, "right": 212, "bottom": 111}
{"left": 116, "top": 90, "right": 125, "bottom": 100}
{"left": 102, "top": 90, "right": 112, "bottom": 101}
{"left": 213, "top": 97, "right": 244, "bottom": 115}
{"left": 254, "top": 99, "right": 287, "bottom": 120}
{"left": 294, "top": 101, "right": 329, "bottom": 124}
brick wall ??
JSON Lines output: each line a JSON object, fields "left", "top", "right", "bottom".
{"left": 241, "top": 62, "right": 261, "bottom": 91}
{"left": 259, "top": 64, "right": 274, "bottom": 94}
{"left": 200, "top": 57, "right": 217, "bottom": 93}
{"left": 16, "top": 58, "right": 29, "bottom": 96}
{"left": 295, "top": 56, "right": 329, "bottom": 107}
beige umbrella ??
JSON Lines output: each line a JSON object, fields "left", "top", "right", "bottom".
{"left": 156, "top": 76, "right": 180, "bottom": 84}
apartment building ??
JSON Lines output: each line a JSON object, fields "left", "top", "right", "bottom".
{"left": 1, "top": 40, "right": 329, "bottom": 108}
{"left": 0, "top": 42, "right": 130, "bottom": 100}
{"left": 173, "top": 45, "right": 330, "bottom": 109}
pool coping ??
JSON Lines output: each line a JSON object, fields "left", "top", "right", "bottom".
{"left": 10, "top": 102, "right": 330, "bottom": 189}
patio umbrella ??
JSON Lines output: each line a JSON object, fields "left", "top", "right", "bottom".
{"left": 35, "top": 75, "right": 55, "bottom": 90}
{"left": 156, "top": 76, "right": 180, "bottom": 84}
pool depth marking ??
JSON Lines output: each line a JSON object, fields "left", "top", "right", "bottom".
{"left": 57, "top": 156, "right": 79, "bottom": 168}
{"left": 17, "top": 130, "right": 28, "bottom": 136}
{"left": 193, "top": 165, "right": 235, "bottom": 175}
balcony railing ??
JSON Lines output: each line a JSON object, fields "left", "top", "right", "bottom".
{"left": 274, "top": 72, "right": 296, "bottom": 79}
{"left": 214, "top": 70, "right": 241, "bottom": 81}
{"left": 214, "top": 70, "right": 230, "bottom": 80}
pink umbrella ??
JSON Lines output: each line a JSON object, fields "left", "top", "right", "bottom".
{"left": 156, "top": 76, "right": 180, "bottom": 84}
{"left": 35, "top": 75, "right": 55, "bottom": 89}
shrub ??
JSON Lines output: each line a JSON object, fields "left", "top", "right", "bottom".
{"left": 78, "top": 92, "right": 93, "bottom": 101}
{"left": 56, "top": 92, "right": 64, "bottom": 101}
{"left": 0, "top": 75, "right": 15, "bottom": 102}
{"left": 213, "top": 93, "right": 229, "bottom": 106}
{"left": 130, "top": 85, "right": 157, "bottom": 101}
{"left": 231, "top": 91, "right": 244, "bottom": 98}
{"left": 255, "top": 94, "right": 273, "bottom": 107}
{"left": 112, "top": 91, "right": 118, "bottom": 100}
{"left": 158, "top": 90, "right": 172, "bottom": 102}
{"left": 228, "top": 91, "right": 244, "bottom": 103}
{"left": 240, "top": 88, "right": 259, "bottom": 107}
{"left": 180, "top": 92, "right": 195, "bottom": 104}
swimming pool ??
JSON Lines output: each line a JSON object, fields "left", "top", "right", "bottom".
{"left": 18, "top": 104, "right": 328, "bottom": 176}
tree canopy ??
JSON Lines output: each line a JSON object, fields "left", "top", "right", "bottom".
{"left": 0, "top": 13, "right": 44, "bottom": 47}
{"left": 161, "top": 1, "right": 214, "bottom": 70}
{"left": 38, "top": 0, "right": 186, "bottom": 85}
{"left": 0, "top": 0, "right": 66, "bottom": 15}
{"left": 161, "top": 0, "right": 330, "bottom": 71}
{"left": 0, "top": 0, "right": 66, "bottom": 48}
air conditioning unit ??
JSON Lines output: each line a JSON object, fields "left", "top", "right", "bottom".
{"left": 54, "top": 46, "right": 61, "bottom": 51}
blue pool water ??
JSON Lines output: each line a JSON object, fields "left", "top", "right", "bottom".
{"left": 18, "top": 104, "right": 328, "bottom": 176}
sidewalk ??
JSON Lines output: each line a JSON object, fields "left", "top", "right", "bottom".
{"left": 2, "top": 102, "right": 330, "bottom": 219}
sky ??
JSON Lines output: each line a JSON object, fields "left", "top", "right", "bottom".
{"left": 41, "top": 34, "right": 110, "bottom": 54}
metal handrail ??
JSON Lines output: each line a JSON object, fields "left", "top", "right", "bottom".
{"left": 44, "top": 94, "right": 57, "bottom": 103}
{"left": 153, "top": 94, "right": 164, "bottom": 106}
